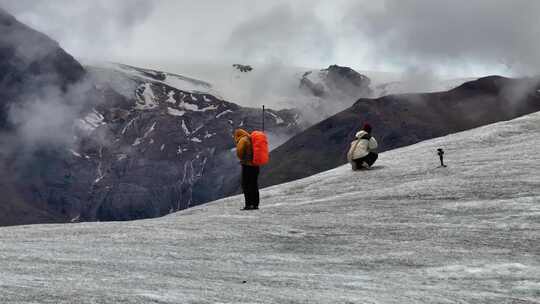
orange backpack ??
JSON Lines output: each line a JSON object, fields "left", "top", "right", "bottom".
{"left": 251, "top": 131, "right": 269, "bottom": 166}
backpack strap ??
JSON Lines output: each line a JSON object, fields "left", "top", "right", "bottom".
{"left": 246, "top": 136, "right": 253, "bottom": 161}
{"left": 239, "top": 136, "right": 253, "bottom": 162}
{"left": 360, "top": 134, "right": 372, "bottom": 140}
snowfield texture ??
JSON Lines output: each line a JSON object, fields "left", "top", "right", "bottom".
{"left": 1, "top": 112, "right": 540, "bottom": 303}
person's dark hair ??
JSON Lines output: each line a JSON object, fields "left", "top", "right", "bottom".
{"left": 362, "top": 123, "right": 372, "bottom": 133}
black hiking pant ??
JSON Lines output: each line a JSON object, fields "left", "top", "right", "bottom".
{"left": 353, "top": 152, "right": 378, "bottom": 169}
{"left": 241, "top": 165, "right": 260, "bottom": 208}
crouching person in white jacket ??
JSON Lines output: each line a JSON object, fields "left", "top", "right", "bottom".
{"left": 347, "top": 123, "right": 378, "bottom": 170}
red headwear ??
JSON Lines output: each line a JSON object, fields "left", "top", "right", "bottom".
{"left": 362, "top": 123, "right": 372, "bottom": 133}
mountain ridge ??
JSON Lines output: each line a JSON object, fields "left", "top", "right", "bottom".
{"left": 260, "top": 75, "right": 540, "bottom": 188}
{"left": 0, "top": 9, "right": 301, "bottom": 226}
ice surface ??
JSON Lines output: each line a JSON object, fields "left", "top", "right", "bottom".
{"left": 172, "top": 100, "right": 218, "bottom": 113}
{"left": 267, "top": 111, "right": 284, "bottom": 124}
{"left": 216, "top": 110, "right": 233, "bottom": 118}
{"left": 192, "top": 124, "right": 204, "bottom": 135}
{"left": 1, "top": 113, "right": 539, "bottom": 303}
{"left": 131, "top": 137, "right": 142, "bottom": 146}
{"left": 181, "top": 120, "right": 190, "bottom": 135}
{"left": 167, "top": 107, "right": 185, "bottom": 117}
{"left": 84, "top": 109, "right": 105, "bottom": 128}
{"left": 75, "top": 109, "right": 105, "bottom": 133}
{"left": 143, "top": 122, "right": 157, "bottom": 138}
{"left": 204, "top": 131, "right": 215, "bottom": 139}
{"left": 117, "top": 154, "right": 127, "bottom": 161}
{"left": 69, "top": 149, "right": 82, "bottom": 158}
{"left": 105, "top": 63, "right": 221, "bottom": 96}
{"left": 177, "top": 99, "right": 199, "bottom": 111}
{"left": 166, "top": 91, "right": 176, "bottom": 104}
{"left": 134, "top": 83, "right": 158, "bottom": 110}
{"left": 200, "top": 105, "right": 218, "bottom": 112}
{"left": 121, "top": 118, "right": 136, "bottom": 135}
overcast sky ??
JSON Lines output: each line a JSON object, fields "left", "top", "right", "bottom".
{"left": 2, "top": 0, "right": 539, "bottom": 77}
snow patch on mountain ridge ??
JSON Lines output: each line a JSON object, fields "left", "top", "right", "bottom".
{"left": 104, "top": 63, "right": 221, "bottom": 97}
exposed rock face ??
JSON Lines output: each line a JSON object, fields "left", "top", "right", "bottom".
{"left": 0, "top": 9, "right": 301, "bottom": 226}
{"left": 77, "top": 64, "right": 301, "bottom": 222}
{"left": 297, "top": 65, "right": 373, "bottom": 123}
{"left": 300, "top": 65, "right": 372, "bottom": 99}
{"left": 3, "top": 62, "right": 301, "bottom": 225}
{"left": 261, "top": 76, "right": 540, "bottom": 188}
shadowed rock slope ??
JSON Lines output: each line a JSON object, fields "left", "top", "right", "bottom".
{"left": 0, "top": 8, "right": 87, "bottom": 225}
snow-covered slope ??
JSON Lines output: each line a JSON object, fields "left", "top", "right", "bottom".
{"left": 99, "top": 63, "right": 223, "bottom": 97}
{"left": 1, "top": 112, "right": 539, "bottom": 303}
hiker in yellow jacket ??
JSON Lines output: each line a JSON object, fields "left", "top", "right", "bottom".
{"left": 234, "top": 129, "right": 259, "bottom": 210}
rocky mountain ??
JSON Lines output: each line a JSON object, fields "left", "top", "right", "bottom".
{"left": 156, "top": 63, "right": 474, "bottom": 128}
{"left": 260, "top": 76, "right": 540, "bottom": 188}
{"left": 0, "top": 9, "right": 301, "bottom": 226}
{"left": 300, "top": 65, "right": 372, "bottom": 99}
{"left": 296, "top": 65, "right": 373, "bottom": 123}
{"left": 79, "top": 63, "right": 300, "bottom": 222}
{"left": 0, "top": 7, "right": 88, "bottom": 225}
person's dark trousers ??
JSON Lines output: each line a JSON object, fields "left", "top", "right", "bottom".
{"left": 241, "top": 165, "right": 260, "bottom": 208}
{"left": 354, "top": 152, "right": 378, "bottom": 169}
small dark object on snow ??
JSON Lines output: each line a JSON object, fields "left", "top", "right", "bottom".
{"left": 437, "top": 148, "right": 447, "bottom": 167}
{"left": 233, "top": 64, "right": 253, "bottom": 73}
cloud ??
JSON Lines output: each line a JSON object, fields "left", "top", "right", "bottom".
{"left": 226, "top": 3, "right": 334, "bottom": 65}
{"left": 0, "top": 1, "right": 336, "bottom": 67}
{"left": 344, "top": 0, "right": 540, "bottom": 76}
{"left": 7, "top": 79, "right": 95, "bottom": 150}
{"left": 2, "top": 0, "right": 539, "bottom": 78}
{"left": 0, "top": 0, "right": 156, "bottom": 61}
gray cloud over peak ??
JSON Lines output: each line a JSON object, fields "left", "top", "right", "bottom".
{"left": 0, "top": 0, "right": 155, "bottom": 60}
{"left": 0, "top": 0, "right": 539, "bottom": 77}
{"left": 345, "top": 0, "right": 540, "bottom": 76}
{"left": 226, "top": 4, "right": 334, "bottom": 65}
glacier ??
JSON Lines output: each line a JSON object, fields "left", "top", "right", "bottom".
{"left": 0, "top": 112, "right": 539, "bottom": 303}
